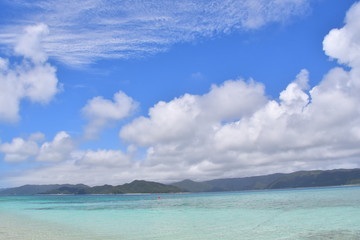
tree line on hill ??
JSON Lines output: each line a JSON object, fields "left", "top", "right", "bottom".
{"left": 172, "top": 168, "right": 360, "bottom": 192}
{"left": 1, "top": 168, "right": 360, "bottom": 195}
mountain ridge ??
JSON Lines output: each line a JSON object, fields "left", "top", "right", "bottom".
{"left": 1, "top": 168, "right": 360, "bottom": 195}
{"left": 0, "top": 180, "right": 183, "bottom": 195}
{"left": 171, "top": 168, "right": 360, "bottom": 192}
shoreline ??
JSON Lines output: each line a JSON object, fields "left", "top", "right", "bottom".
{"left": 1, "top": 184, "right": 359, "bottom": 197}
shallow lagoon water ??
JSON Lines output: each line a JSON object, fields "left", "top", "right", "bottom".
{"left": 1, "top": 186, "right": 360, "bottom": 239}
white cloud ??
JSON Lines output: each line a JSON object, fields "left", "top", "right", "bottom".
{"left": 36, "top": 131, "right": 75, "bottom": 162}
{"left": 0, "top": 0, "right": 309, "bottom": 65}
{"left": 279, "top": 69, "right": 310, "bottom": 114}
{"left": 115, "top": 2, "right": 360, "bottom": 181}
{"left": 0, "top": 58, "right": 8, "bottom": 70}
{"left": 5, "top": 2, "right": 360, "bottom": 186}
{"left": 120, "top": 79, "right": 266, "bottom": 146}
{"left": 0, "top": 24, "right": 59, "bottom": 123}
{"left": 82, "top": 91, "right": 138, "bottom": 139}
{"left": 79, "top": 149, "right": 131, "bottom": 167}
{"left": 0, "top": 131, "right": 73, "bottom": 163}
{"left": 323, "top": 2, "right": 360, "bottom": 68}
{"left": 0, "top": 137, "right": 39, "bottom": 162}
{"left": 14, "top": 24, "right": 49, "bottom": 63}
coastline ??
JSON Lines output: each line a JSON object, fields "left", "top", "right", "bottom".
{"left": 32, "top": 184, "right": 360, "bottom": 196}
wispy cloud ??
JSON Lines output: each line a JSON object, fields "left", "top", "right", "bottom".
{"left": 0, "top": 0, "right": 309, "bottom": 65}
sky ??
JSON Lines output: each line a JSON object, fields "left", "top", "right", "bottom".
{"left": 0, "top": 0, "right": 359, "bottom": 187}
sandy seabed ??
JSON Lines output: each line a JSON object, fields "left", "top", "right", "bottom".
{"left": 0, "top": 211, "right": 105, "bottom": 240}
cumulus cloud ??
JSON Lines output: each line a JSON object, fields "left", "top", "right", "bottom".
{"left": 0, "top": 131, "right": 75, "bottom": 163}
{"left": 0, "top": 24, "right": 59, "bottom": 123}
{"left": 120, "top": 79, "right": 266, "bottom": 146}
{"left": 116, "top": 2, "right": 360, "bottom": 180}
{"left": 0, "top": 0, "right": 309, "bottom": 65}
{"left": 118, "top": 65, "right": 360, "bottom": 180}
{"left": 36, "top": 131, "right": 75, "bottom": 162}
{"left": 323, "top": 2, "right": 360, "bottom": 67}
{"left": 82, "top": 91, "right": 138, "bottom": 139}
{"left": 5, "top": 2, "right": 360, "bottom": 186}
{"left": 0, "top": 137, "right": 39, "bottom": 162}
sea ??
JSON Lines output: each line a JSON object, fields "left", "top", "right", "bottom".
{"left": 1, "top": 186, "right": 360, "bottom": 240}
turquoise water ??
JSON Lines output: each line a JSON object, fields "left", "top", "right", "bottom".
{"left": 1, "top": 186, "right": 360, "bottom": 239}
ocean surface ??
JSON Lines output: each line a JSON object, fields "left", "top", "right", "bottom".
{"left": 1, "top": 186, "right": 360, "bottom": 240}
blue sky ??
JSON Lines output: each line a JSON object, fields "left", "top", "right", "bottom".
{"left": 0, "top": 0, "right": 359, "bottom": 187}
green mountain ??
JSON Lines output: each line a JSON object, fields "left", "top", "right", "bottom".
{"left": 1, "top": 180, "right": 184, "bottom": 195}
{"left": 2, "top": 169, "right": 360, "bottom": 195}
{"left": 86, "top": 184, "right": 120, "bottom": 194}
{"left": 44, "top": 185, "right": 91, "bottom": 194}
{"left": 205, "top": 173, "right": 285, "bottom": 191}
{"left": 172, "top": 174, "right": 285, "bottom": 192}
{"left": 171, "top": 179, "right": 213, "bottom": 192}
{"left": 0, "top": 184, "right": 89, "bottom": 195}
{"left": 114, "top": 180, "right": 183, "bottom": 194}
{"left": 268, "top": 169, "right": 360, "bottom": 189}
{"left": 172, "top": 169, "right": 360, "bottom": 192}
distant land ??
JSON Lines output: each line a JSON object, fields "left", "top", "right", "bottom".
{"left": 171, "top": 168, "right": 360, "bottom": 192}
{"left": 1, "top": 169, "right": 360, "bottom": 195}
{"left": 0, "top": 180, "right": 183, "bottom": 195}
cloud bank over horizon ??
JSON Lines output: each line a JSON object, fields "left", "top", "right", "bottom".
{"left": 0, "top": 0, "right": 309, "bottom": 65}
{"left": 1, "top": 1, "right": 360, "bottom": 187}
